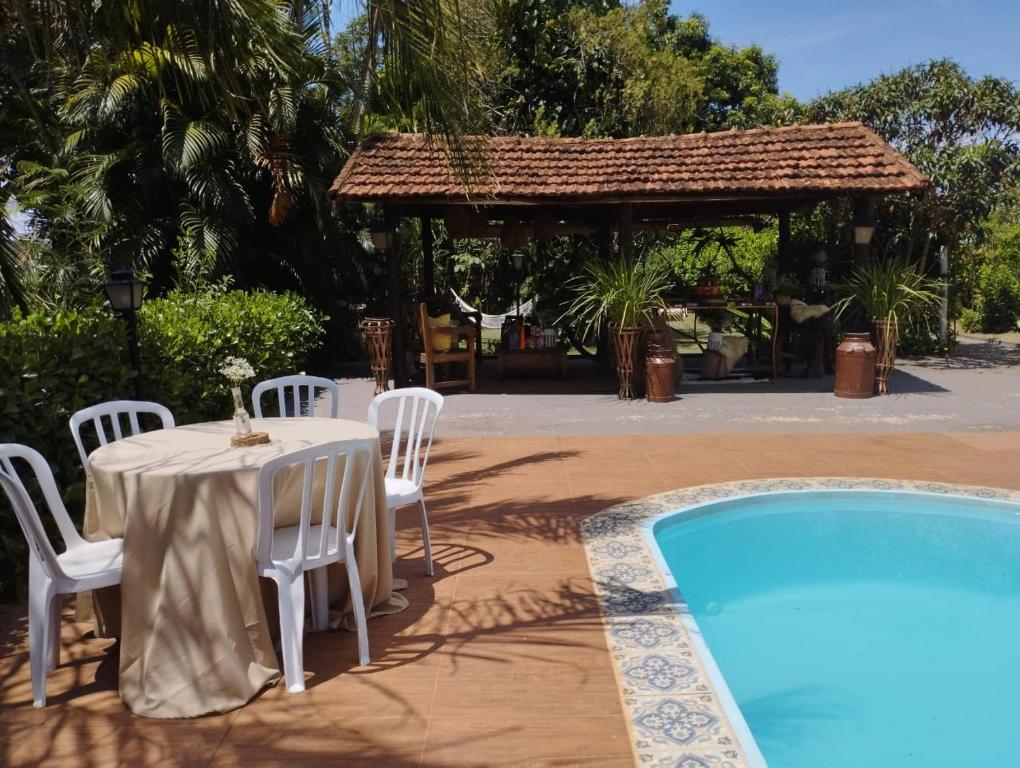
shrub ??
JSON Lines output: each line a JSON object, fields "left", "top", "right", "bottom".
{"left": 0, "top": 289, "right": 325, "bottom": 600}
{"left": 974, "top": 262, "right": 1020, "bottom": 333}
{"left": 139, "top": 289, "right": 326, "bottom": 424}
{"left": 0, "top": 307, "right": 133, "bottom": 599}
{"left": 959, "top": 307, "right": 982, "bottom": 333}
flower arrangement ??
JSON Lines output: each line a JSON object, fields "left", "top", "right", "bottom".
{"left": 219, "top": 356, "right": 255, "bottom": 437}
{"left": 219, "top": 356, "right": 255, "bottom": 384}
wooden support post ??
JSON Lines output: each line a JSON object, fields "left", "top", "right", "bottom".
{"left": 598, "top": 225, "right": 612, "bottom": 260}
{"left": 386, "top": 233, "right": 406, "bottom": 387}
{"left": 619, "top": 203, "right": 634, "bottom": 260}
{"left": 420, "top": 216, "right": 435, "bottom": 300}
{"left": 777, "top": 206, "right": 791, "bottom": 273}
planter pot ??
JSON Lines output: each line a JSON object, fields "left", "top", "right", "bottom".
{"left": 702, "top": 350, "right": 727, "bottom": 380}
{"left": 834, "top": 332, "right": 876, "bottom": 398}
{"left": 610, "top": 324, "right": 642, "bottom": 399}
{"left": 644, "top": 337, "right": 676, "bottom": 403}
{"left": 873, "top": 318, "right": 898, "bottom": 395}
{"left": 360, "top": 317, "right": 394, "bottom": 395}
{"left": 707, "top": 331, "right": 724, "bottom": 352}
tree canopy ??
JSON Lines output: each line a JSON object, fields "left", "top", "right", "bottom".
{"left": 808, "top": 59, "right": 1020, "bottom": 270}
{"left": 2, "top": 0, "right": 1019, "bottom": 339}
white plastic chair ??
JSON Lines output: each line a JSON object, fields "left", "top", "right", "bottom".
{"left": 69, "top": 400, "right": 175, "bottom": 470}
{"left": 256, "top": 439, "right": 373, "bottom": 693}
{"left": 0, "top": 444, "right": 123, "bottom": 707}
{"left": 367, "top": 387, "right": 444, "bottom": 576}
{"left": 251, "top": 375, "right": 340, "bottom": 419}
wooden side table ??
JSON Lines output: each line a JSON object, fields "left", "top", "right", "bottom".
{"left": 497, "top": 349, "right": 568, "bottom": 380}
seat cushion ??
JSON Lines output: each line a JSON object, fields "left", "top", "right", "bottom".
{"left": 428, "top": 313, "right": 453, "bottom": 352}
{"left": 57, "top": 538, "right": 123, "bottom": 579}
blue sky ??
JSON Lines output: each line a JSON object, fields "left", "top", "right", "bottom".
{"left": 679, "top": 0, "right": 1020, "bottom": 99}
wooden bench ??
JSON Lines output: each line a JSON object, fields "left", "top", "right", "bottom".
{"left": 497, "top": 348, "right": 568, "bottom": 380}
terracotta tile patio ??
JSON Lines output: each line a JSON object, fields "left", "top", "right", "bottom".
{"left": 3, "top": 432, "right": 1020, "bottom": 767}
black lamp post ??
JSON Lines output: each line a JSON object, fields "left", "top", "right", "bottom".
{"left": 371, "top": 224, "right": 405, "bottom": 386}
{"left": 104, "top": 269, "right": 145, "bottom": 399}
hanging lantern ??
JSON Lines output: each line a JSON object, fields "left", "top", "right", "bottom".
{"left": 853, "top": 222, "right": 876, "bottom": 246}
{"left": 370, "top": 227, "right": 394, "bottom": 252}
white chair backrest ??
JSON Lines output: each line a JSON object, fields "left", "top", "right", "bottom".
{"left": 367, "top": 387, "right": 444, "bottom": 493}
{"left": 255, "top": 439, "right": 374, "bottom": 567}
{"left": 251, "top": 375, "right": 340, "bottom": 419}
{"left": 69, "top": 400, "right": 175, "bottom": 469}
{"left": 0, "top": 444, "right": 84, "bottom": 580}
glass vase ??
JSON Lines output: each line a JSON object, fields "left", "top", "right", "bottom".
{"left": 231, "top": 386, "right": 252, "bottom": 437}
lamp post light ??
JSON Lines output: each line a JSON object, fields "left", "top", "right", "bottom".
{"left": 853, "top": 221, "right": 876, "bottom": 246}
{"left": 850, "top": 197, "right": 877, "bottom": 267}
{"left": 104, "top": 269, "right": 145, "bottom": 399}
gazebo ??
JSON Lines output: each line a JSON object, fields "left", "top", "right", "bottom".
{"left": 328, "top": 122, "right": 929, "bottom": 384}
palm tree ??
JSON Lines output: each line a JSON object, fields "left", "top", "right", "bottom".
{"left": 1, "top": 0, "right": 485, "bottom": 305}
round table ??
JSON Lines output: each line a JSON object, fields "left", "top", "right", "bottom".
{"left": 84, "top": 418, "right": 399, "bottom": 718}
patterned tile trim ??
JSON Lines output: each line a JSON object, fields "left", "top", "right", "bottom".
{"left": 581, "top": 477, "right": 1020, "bottom": 768}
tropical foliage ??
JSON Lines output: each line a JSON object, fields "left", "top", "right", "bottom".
{"left": 808, "top": 60, "right": 1020, "bottom": 271}
{"left": 562, "top": 255, "right": 672, "bottom": 335}
{"left": 2, "top": 1, "right": 1020, "bottom": 348}
{"left": 0, "top": 0, "right": 484, "bottom": 328}
{"left": 834, "top": 257, "right": 942, "bottom": 332}
{"left": 963, "top": 210, "right": 1020, "bottom": 332}
{"left": 484, "top": 0, "right": 783, "bottom": 137}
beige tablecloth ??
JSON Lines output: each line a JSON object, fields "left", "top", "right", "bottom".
{"left": 84, "top": 418, "right": 403, "bottom": 718}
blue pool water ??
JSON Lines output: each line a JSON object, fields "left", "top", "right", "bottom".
{"left": 653, "top": 490, "right": 1020, "bottom": 768}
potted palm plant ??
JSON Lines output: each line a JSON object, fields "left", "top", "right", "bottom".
{"left": 834, "top": 257, "right": 939, "bottom": 394}
{"left": 562, "top": 256, "right": 672, "bottom": 399}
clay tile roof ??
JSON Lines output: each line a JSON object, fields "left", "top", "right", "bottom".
{"left": 328, "top": 123, "right": 929, "bottom": 206}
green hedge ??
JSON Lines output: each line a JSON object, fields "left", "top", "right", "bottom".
{"left": 0, "top": 308, "right": 133, "bottom": 599}
{"left": 972, "top": 262, "right": 1020, "bottom": 333}
{"left": 139, "top": 289, "right": 326, "bottom": 423}
{"left": 0, "top": 289, "right": 325, "bottom": 600}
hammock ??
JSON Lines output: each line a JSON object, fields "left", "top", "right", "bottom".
{"left": 451, "top": 289, "right": 535, "bottom": 329}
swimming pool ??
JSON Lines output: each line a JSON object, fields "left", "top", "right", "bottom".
{"left": 651, "top": 490, "right": 1020, "bottom": 768}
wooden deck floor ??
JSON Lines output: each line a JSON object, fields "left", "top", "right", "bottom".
{"left": 2, "top": 431, "right": 1019, "bottom": 767}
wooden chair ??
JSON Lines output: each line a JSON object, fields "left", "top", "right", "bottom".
{"left": 418, "top": 303, "right": 476, "bottom": 392}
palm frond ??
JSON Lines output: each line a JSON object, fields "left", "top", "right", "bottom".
{"left": 161, "top": 103, "right": 230, "bottom": 171}
{"left": 834, "top": 257, "right": 941, "bottom": 328}
{"left": 560, "top": 255, "right": 673, "bottom": 339}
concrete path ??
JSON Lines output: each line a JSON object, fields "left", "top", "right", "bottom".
{"left": 337, "top": 337, "right": 1020, "bottom": 436}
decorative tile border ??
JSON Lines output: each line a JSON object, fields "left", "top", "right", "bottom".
{"left": 581, "top": 477, "right": 1020, "bottom": 768}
